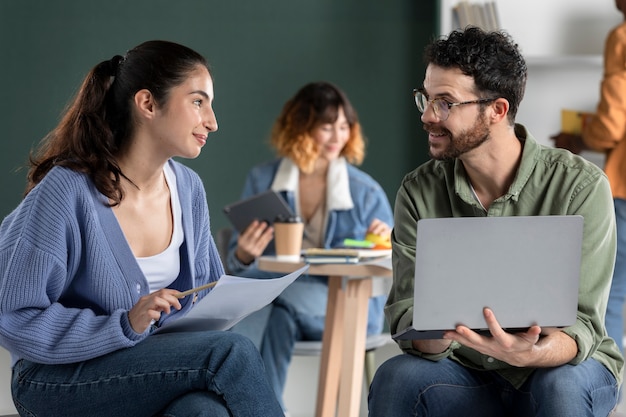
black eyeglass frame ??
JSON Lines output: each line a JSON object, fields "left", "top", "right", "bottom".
{"left": 413, "top": 89, "right": 497, "bottom": 121}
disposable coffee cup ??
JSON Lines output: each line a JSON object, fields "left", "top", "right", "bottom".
{"left": 274, "top": 216, "right": 304, "bottom": 262}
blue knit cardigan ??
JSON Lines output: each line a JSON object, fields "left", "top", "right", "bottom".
{"left": 0, "top": 160, "right": 223, "bottom": 366}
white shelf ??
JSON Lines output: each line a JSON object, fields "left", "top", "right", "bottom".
{"left": 525, "top": 55, "right": 602, "bottom": 68}
{"left": 438, "top": 0, "right": 619, "bottom": 58}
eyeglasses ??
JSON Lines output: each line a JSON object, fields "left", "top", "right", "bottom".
{"left": 413, "top": 89, "right": 497, "bottom": 121}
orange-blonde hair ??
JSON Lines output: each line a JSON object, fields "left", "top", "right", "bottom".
{"left": 270, "top": 82, "right": 365, "bottom": 174}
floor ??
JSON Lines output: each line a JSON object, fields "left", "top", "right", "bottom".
{"left": 283, "top": 342, "right": 401, "bottom": 417}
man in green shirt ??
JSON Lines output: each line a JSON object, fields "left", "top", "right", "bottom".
{"left": 368, "top": 27, "right": 624, "bottom": 417}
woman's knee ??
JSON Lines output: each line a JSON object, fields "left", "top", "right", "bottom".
{"left": 181, "top": 330, "right": 260, "bottom": 369}
{"left": 159, "top": 391, "right": 230, "bottom": 417}
{"left": 217, "top": 331, "right": 260, "bottom": 357}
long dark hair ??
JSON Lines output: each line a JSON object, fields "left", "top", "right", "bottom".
{"left": 26, "top": 40, "right": 210, "bottom": 205}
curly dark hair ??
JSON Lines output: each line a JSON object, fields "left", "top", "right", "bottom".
{"left": 423, "top": 27, "right": 527, "bottom": 123}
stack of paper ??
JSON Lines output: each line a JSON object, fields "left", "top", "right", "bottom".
{"left": 302, "top": 248, "right": 392, "bottom": 264}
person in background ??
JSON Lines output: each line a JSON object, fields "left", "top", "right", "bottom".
{"left": 552, "top": 0, "right": 626, "bottom": 355}
{"left": 0, "top": 40, "right": 283, "bottom": 417}
{"left": 368, "top": 27, "right": 623, "bottom": 416}
{"left": 226, "top": 81, "right": 393, "bottom": 410}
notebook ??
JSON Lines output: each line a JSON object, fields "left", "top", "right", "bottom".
{"left": 392, "top": 215, "right": 583, "bottom": 340}
{"left": 223, "top": 190, "right": 295, "bottom": 234}
{"left": 302, "top": 248, "right": 392, "bottom": 264}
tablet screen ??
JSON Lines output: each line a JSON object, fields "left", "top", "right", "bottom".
{"left": 223, "top": 190, "right": 295, "bottom": 233}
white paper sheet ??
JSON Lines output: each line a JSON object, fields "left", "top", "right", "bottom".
{"left": 155, "top": 265, "right": 309, "bottom": 334}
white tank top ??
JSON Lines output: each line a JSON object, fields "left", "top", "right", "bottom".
{"left": 136, "top": 163, "right": 184, "bottom": 293}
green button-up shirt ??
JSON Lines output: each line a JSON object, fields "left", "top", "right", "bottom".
{"left": 387, "top": 124, "right": 624, "bottom": 387}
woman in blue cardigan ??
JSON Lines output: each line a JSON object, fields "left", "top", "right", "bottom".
{"left": 226, "top": 81, "right": 393, "bottom": 411}
{"left": 0, "top": 40, "right": 283, "bottom": 417}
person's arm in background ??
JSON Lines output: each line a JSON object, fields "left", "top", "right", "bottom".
{"left": 225, "top": 163, "right": 277, "bottom": 274}
{"left": 362, "top": 183, "right": 394, "bottom": 240}
{"left": 583, "top": 25, "right": 626, "bottom": 152}
{"left": 552, "top": 24, "right": 626, "bottom": 154}
{"left": 342, "top": 165, "right": 394, "bottom": 242}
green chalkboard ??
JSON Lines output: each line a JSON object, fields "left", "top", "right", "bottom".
{"left": 0, "top": 0, "right": 435, "bottom": 232}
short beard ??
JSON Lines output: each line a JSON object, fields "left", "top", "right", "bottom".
{"left": 426, "top": 111, "right": 490, "bottom": 160}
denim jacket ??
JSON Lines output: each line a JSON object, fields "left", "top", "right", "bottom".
{"left": 226, "top": 157, "right": 393, "bottom": 333}
{"left": 226, "top": 157, "right": 393, "bottom": 270}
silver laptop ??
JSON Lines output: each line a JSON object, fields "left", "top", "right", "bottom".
{"left": 393, "top": 215, "right": 583, "bottom": 340}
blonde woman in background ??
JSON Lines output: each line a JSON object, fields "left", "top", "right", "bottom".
{"left": 226, "top": 81, "right": 393, "bottom": 411}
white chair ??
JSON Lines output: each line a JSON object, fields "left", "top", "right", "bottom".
{"left": 293, "top": 332, "right": 392, "bottom": 385}
{"left": 214, "top": 227, "right": 393, "bottom": 385}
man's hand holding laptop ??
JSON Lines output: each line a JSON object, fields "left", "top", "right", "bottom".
{"left": 434, "top": 308, "right": 576, "bottom": 368}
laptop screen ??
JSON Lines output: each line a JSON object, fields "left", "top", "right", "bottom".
{"left": 393, "top": 215, "right": 583, "bottom": 340}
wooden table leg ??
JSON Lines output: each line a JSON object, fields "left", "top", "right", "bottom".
{"left": 315, "top": 276, "right": 345, "bottom": 417}
{"left": 337, "top": 278, "right": 372, "bottom": 417}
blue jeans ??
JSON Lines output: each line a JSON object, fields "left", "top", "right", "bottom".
{"left": 11, "top": 331, "right": 284, "bottom": 417}
{"left": 606, "top": 198, "right": 626, "bottom": 353}
{"left": 231, "top": 274, "right": 386, "bottom": 410}
{"left": 368, "top": 355, "right": 618, "bottom": 417}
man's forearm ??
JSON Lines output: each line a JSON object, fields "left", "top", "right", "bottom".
{"left": 521, "top": 331, "right": 578, "bottom": 368}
